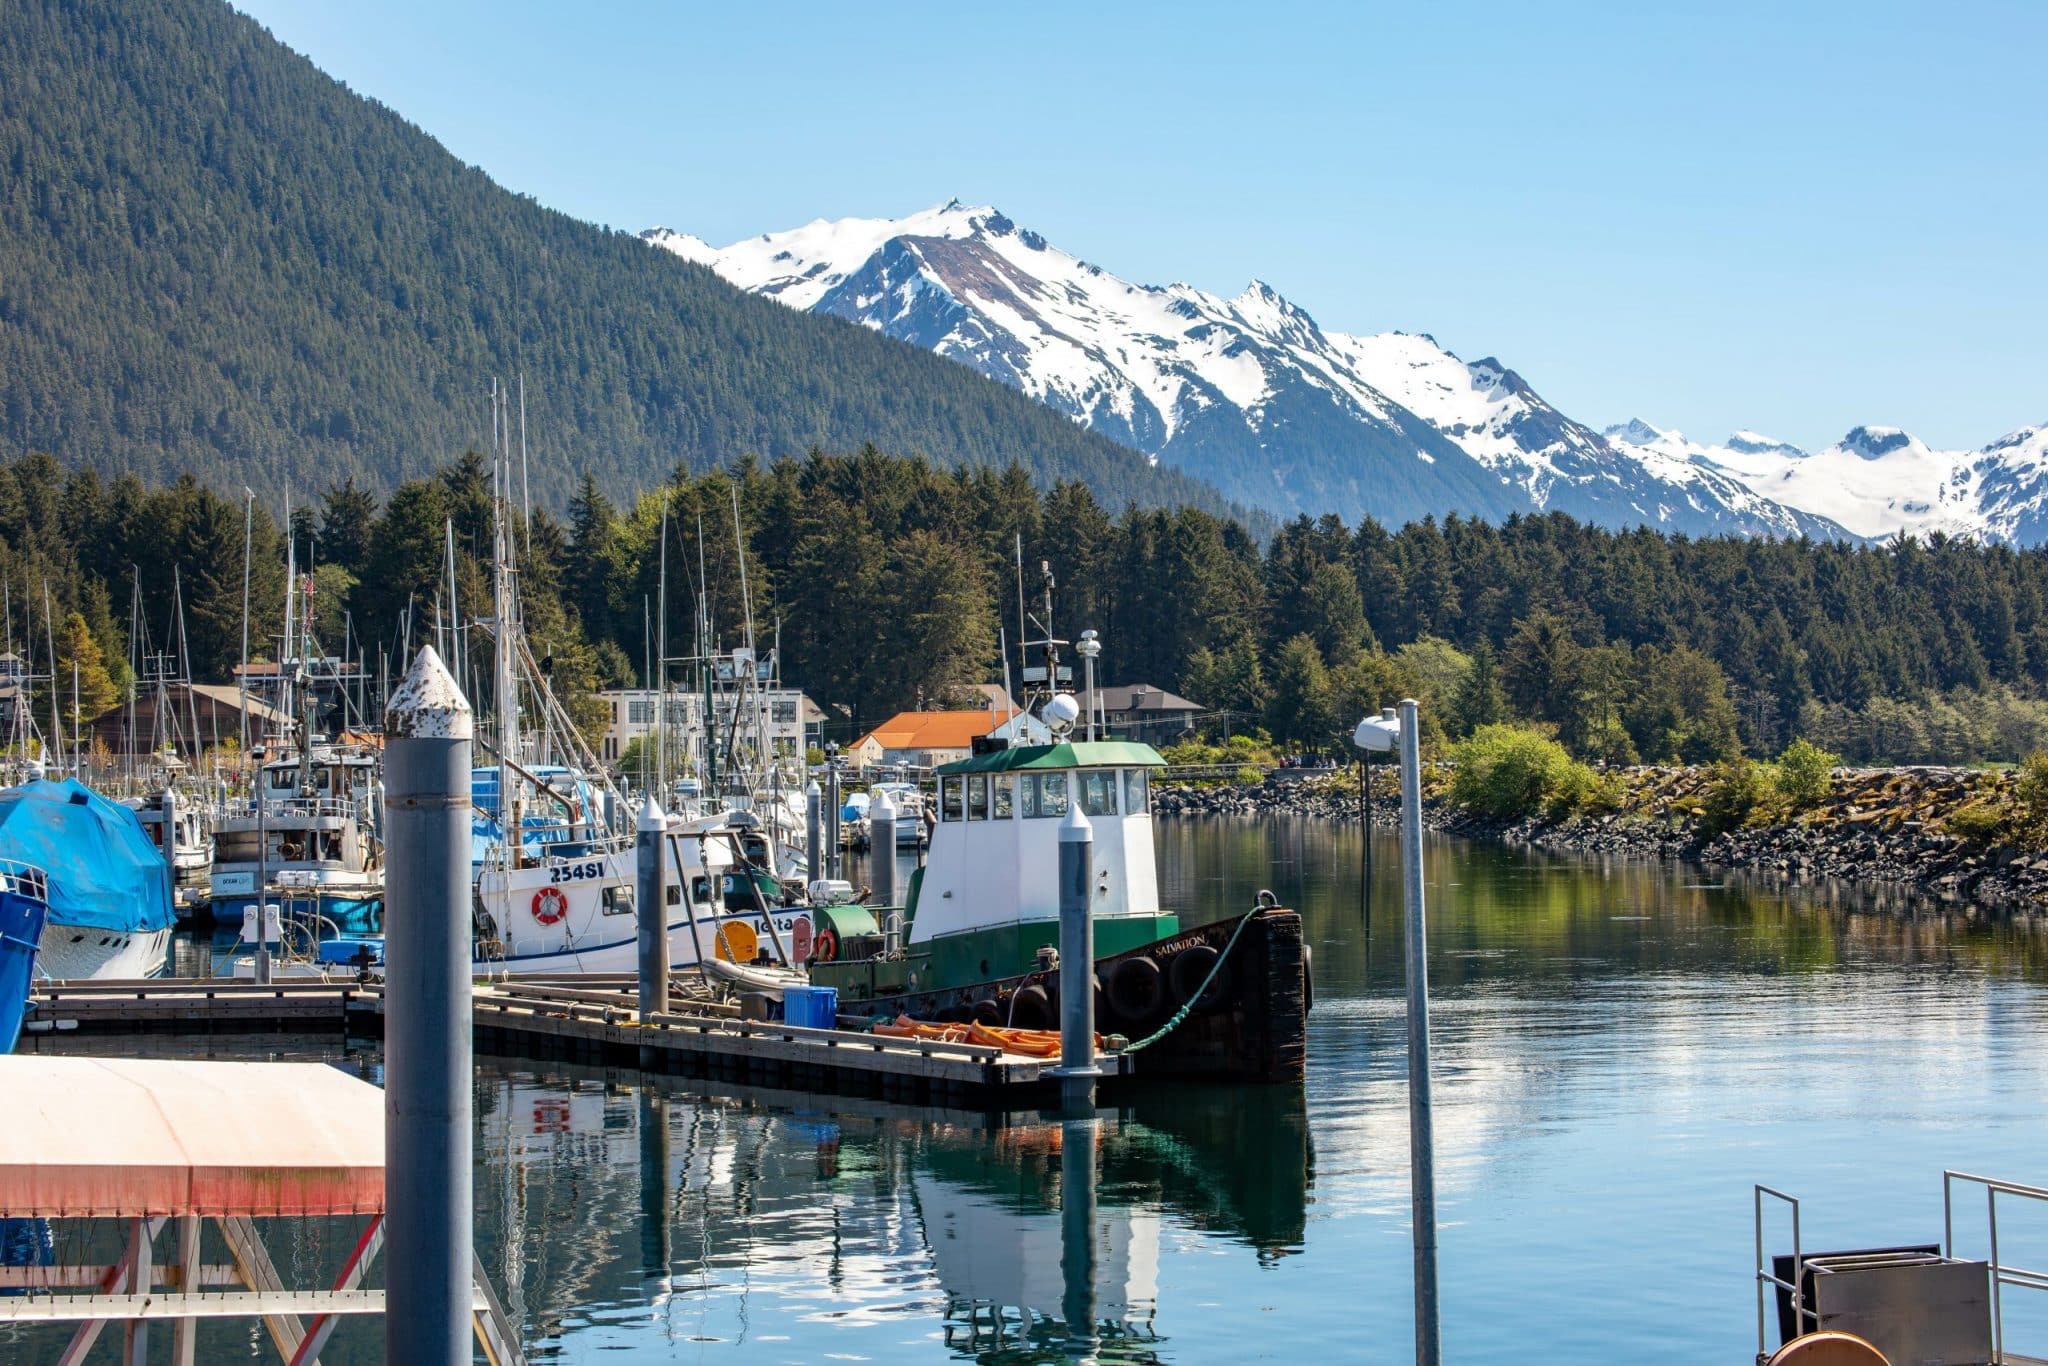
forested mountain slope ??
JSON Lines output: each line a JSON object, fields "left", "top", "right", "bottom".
{"left": 0, "top": 0, "right": 1232, "bottom": 515}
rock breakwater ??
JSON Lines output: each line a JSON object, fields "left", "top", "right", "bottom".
{"left": 1155, "top": 765, "right": 2048, "bottom": 909}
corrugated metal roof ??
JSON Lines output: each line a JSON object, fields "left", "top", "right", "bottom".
{"left": 0, "top": 1057, "right": 384, "bottom": 1216}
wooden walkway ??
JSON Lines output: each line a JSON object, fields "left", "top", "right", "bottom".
{"left": 23, "top": 975, "right": 1127, "bottom": 1107}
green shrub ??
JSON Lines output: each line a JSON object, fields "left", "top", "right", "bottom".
{"left": 1699, "top": 759, "right": 1783, "bottom": 836}
{"left": 2011, "top": 751, "right": 2048, "bottom": 850}
{"left": 1448, "top": 724, "right": 1597, "bottom": 820}
{"left": 1774, "top": 738, "right": 1838, "bottom": 809}
{"left": 1945, "top": 800, "right": 2007, "bottom": 845}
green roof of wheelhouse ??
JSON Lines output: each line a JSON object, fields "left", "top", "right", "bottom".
{"left": 934, "top": 741, "right": 1165, "bottom": 776}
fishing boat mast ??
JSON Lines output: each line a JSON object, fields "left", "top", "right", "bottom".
{"left": 493, "top": 378, "right": 520, "bottom": 872}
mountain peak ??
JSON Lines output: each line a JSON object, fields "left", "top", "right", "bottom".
{"left": 1604, "top": 419, "right": 1668, "bottom": 446}
{"left": 1725, "top": 430, "right": 1807, "bottom": 458}
{"left": 1839, "top": 425, "right": 1917, "bottom": 459}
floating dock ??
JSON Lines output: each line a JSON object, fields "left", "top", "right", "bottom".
{"left": 23, "top": 975, "right": 1132, "bottom": 1107}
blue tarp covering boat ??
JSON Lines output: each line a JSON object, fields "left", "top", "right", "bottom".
{"left": 0, "top": 780, "right": 174, "bottom": 934}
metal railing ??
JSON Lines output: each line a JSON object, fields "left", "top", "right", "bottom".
{"left": 0, "top": 856, "right": 49, "bottom": 903}
{"left": 1755, "top": 1184, "right": 1807, "bottom": 1363}
{"left": 1946, "top": 1170, "right": 2048, "bottom": 1363}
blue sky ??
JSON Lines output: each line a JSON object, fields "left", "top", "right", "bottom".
{"left": 233, "top": 0, "right": 2044, "bottom": 452}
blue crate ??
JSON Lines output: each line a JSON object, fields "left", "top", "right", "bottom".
{"left": 781, "top": 985, "right": 837, "bottom": 1030}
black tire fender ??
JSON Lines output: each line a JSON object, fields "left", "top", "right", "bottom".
{"left": 1168, "top": 943, "right": 1230, "bottom": 1012}
{"left": 1106, "top": 955, "right": 1166, "bottom": 1022}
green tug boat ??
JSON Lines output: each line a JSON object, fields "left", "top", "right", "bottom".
{"left": 805, "top": 736, "right": 1309, "bottom": 1085}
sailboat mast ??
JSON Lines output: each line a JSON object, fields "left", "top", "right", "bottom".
{"left": 42, "top": 581, "right": 60, "bottom": 771}
{"left": 655, "top": 497, "right": 669, "bottom": 801}
{"left": 126, "top": 568, "right": 140, "bottom": 791}
{"left": 494, "top": 382, "right": 519, "bottom": 869}
{"left": 237, "top": 488, "right": 254, "bottom": 780}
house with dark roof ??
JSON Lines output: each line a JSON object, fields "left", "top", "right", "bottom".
{"left": 1094, "top": 685, "right": 1204, "bottom": 745}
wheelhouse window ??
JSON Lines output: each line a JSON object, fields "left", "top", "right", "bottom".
{"left": 1123, "top": 767, "right": 1150, "bottom": 815}
{"left": 939, "top": 776, "right": 964, "bottom": 822}
{"left": 1025, "top": 772, "right": 1070, "bottom": 818}
{"left": 992, "top": 773, "right": 1015, "bottom": 819}
{"left": 966, "top": 774, "right": 989, "bottom": 820}
{"left": 1080, "top": 770, "right": 1118, "bottom": 817}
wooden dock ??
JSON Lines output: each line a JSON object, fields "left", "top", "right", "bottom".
{"left": 22, "top": 975, "right": 1129, "bottom": 1107}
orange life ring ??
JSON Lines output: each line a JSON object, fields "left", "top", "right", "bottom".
{"left": 812, "top": 927, "right": 839, "bottom": 963}
{"left": 531, "top": 886, "right": 569, "bottom": 925}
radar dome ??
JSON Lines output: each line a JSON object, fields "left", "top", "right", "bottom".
{"left": 1043, "top": 693, "right": 1081, "bottom": 735}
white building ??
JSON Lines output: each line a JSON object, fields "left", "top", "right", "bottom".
{"left": 596, "top": 688, "right": 822, "bottom": 768}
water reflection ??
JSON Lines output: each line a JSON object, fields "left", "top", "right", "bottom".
{"left": 470, "top": 1063, "right": 1310, "bottom": 1362}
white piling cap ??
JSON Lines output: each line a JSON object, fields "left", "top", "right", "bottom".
{"left": 806, "top": 779, "right": 821, "bottom": 797}
{"left": 384, "top": 645, "right": 472, "bottom": 740}
{"left": 637, "top": 793, "right": 667, "bottom": 832}
{"left": 1060, "top": 802, "right": 1093, "bottom": 842}
{"left": 872, "top": 788, "right": 896, "bottom": 821}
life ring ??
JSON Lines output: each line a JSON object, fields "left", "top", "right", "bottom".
{"left": 531, "top": 886, "right": 569, "bottom": 926}
{"left": 1106, "top": 955, "right": 1166, "bottom": 1022}
{"left": 1168, "top": 943, "right": 1230, "bottom": 1012}
{"left": 812, "top": 926, "right": 839, "bottom": 963}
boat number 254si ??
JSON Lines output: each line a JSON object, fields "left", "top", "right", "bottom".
{"left": 548, "top": 860, "right": 604, "bottom": 885}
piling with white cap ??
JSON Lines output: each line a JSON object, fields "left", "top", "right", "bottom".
{"left": 871, "top": 786, "right": 898, "bottom": 944}
{"left": 1054, "top": 803, "right": 1099, "bottom": 1114}
{"left": 805, "top": 779, "right": 822, "bottom": 886}
{"left": 381, "top": 645, "right": 474, "bottom": 1365}
{"left": 637, "top": 794, "right": 670, "bottom": 1022}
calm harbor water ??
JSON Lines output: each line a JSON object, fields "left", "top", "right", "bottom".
{"left": 19, "top": 817, "right": 2048, "bottom": 1362}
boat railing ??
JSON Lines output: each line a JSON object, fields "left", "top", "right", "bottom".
{"left": 1945, "top": 1170, "right": 2048, "bottom": 1363}
{"left": 1753, "top": 1184, "right": 1806, "bottom": 1362}
{"left": 266, "top": 794, "right": 361, "bottom": 822}
{"left": 0, "top": 857, "right": 49, "bottom": 903}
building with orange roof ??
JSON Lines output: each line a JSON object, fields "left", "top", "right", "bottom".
{"left": 849, "top": 706, "right": 1050, "bottom": 771}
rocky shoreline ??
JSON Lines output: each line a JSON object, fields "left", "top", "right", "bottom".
{"left": 1154, "top": 766, "right": 2048, "bottom": 911}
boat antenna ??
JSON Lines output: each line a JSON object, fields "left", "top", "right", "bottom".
{"left": 1014, "top": 532, "right": 1028, "bottom": 697}
{"left": 1000, "top": 626, "right": 1014, "bottom": 716}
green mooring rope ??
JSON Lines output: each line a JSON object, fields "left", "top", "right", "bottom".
{"left": 1119, "top": 907, "right": 1261, "bottom": 1055}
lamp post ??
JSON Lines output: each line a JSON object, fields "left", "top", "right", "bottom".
{"left": 1353, "top": 700, "right": 1440, "bottom": 1366}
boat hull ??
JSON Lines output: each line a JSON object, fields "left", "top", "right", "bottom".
{"left": 36, "top": 923, "right": 172, "bottom": 980}
{"left": 815, "top": 906, "right": 1308, "bottom": 1085}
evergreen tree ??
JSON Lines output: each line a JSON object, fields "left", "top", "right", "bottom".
{"left": 1264, "top": 635, "right": 1335, "bottom": 749}
{"left": 1448, "top": 641, "right": 1507, "bottom": 737}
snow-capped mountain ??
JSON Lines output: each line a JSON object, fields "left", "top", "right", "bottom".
{"left": 1606, "top": 422, "right": 2048, "bottom": 544}
{"left": 648, "top": 201, "right": 2036, "bottom": 542}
